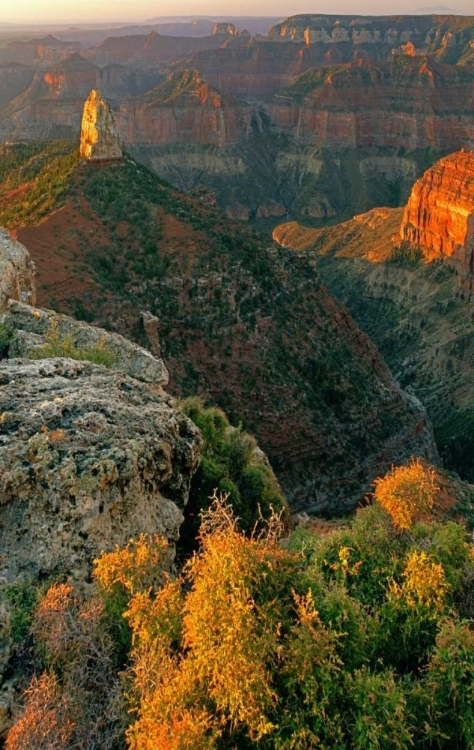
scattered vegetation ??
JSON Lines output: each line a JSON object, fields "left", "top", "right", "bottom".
{"left": 7, "top": 459, "right": 474, "bottom": 749}
{"left": 389, "top": 241, "right": 424, "bottom": 266}
{"left": 0, "top": 142, "right": 78, "bottom": 228}
{"left": 177, "top": 398, "right": 288, "bottom": 556}
{"left": 29, "top": 321, "right": 116, "bottom": 368}
{"left": 0, "top": 321, "right": 13, "bottom": 359}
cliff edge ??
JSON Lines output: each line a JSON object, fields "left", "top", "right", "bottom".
{"left": 400, "top": 150, "right": 474, "bottom": 286}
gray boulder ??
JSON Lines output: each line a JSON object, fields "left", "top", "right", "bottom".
{"left": 3, "top": 300, "right": 169, "bottom": 387}
{"left": 0, "top": 357, "right": 201, "bottom": 583}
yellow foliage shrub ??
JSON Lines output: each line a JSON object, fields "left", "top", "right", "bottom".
{"left": 124, "top": 492, "right": 296, "bottom": 748}
{"left": 389, "top": 550, "right": 449, "bottom": 612}
{"left": 373, "top": 458, "right": 439, "bottom": 530}
{"left": 94, "top": 534, "right": 171, "bottom": 597}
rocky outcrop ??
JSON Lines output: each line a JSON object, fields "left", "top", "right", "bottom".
{"left": 0, "top": 230, "right": 36, "bottom": 313}
{"left": 3, "top": 301, "right": 168, "bottom": 386}
{"left": 80, "top": 89, "right": 123, "bottom": 162}
{"left": 400, "top": 150, "right": 474, "bottom": 278}
{"left": 213, "top": 23, "right": 238, "bottom": 36}
{"left": 0, "top": 357, "right": 200, "bottom": 583}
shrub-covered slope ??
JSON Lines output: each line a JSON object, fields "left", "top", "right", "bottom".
{"left": 6, "top": 461, "right": 474, "bottom": 749}
{"left": 0, "top": 141, "right": 436, "bottom": 513}
{"left": 273, "top": 200, "right": 474, "bottom": 481}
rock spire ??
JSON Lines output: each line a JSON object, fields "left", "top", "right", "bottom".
{"left": 79, "top": 89, "right": 123, "bottom": 162}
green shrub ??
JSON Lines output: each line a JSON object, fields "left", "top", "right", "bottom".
{"left": 5, "top": 580, "right": 39, "bottom": 644}
{"left": 177, "top": 397, "right": 288, "bottom": 556}
{"left": 344, "top": 667, "right": 413, "bottom": 749}
{"left": 29, "top": 322, "right": 116, "bottom": 368}
{"left": 0, "top": 321, "right": 13, "bottom": 359}
{"left": 422, "top": 619, "right": 474, "bottom": 747}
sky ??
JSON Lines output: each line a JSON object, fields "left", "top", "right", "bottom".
{"left": 0, "top": 0, "right": 472, "bottom": 24}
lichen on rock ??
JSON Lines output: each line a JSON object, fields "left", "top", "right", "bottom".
{"left": 3, "top": 300, "right": 169, "bottom": 387}
{"left": 0, "top": 357, "right": 201, "bottom": 583}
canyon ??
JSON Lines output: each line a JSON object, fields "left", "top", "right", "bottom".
{"left": 0, "top": 14, "right": 473, "bottom": 222}
{"left": 1, "top": 16, "right": 474, "bottom": 747}
{"left": 0, "top": 138, "right": 437, "bottom": 516}
{"left": 273, "top": 148, "right": 474, "bottom": 481}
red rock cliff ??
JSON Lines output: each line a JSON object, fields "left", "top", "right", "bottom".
{"left": 118, "top": 69, "right": 251, "bottom": 147}
{"left": 400, "top": 150, "right": 474, "bottom": 280}
{"left": 266, "top": 59, "right": 474, "bottom": 151}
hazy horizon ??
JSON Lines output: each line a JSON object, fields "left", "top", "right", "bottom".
{"left": 1, "top": 1, "right": 472, "bottom": 25}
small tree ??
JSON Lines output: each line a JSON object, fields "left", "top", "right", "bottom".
{"left": 373, "top": 458, "right": 439, "bottom": 530}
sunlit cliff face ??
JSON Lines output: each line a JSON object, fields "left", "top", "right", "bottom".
{"left": 400, "top": 150, "right": 474, "bottom": 260}
{"left": 79, "top": 89, "right": 123, "bottom": 162}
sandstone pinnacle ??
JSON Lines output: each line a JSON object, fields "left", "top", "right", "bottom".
{"left": 79, "top": 89, "right": 123, "bottom": 163}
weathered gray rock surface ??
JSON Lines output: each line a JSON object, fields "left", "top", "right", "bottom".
{"left": 4, "top": 300, "right": 169, "bottom": 387}
{"left": 0, "top": 231, "right": 35, "bottom": 314}
{"left": 0, "top": 357, "right": 201, "bottom": 582}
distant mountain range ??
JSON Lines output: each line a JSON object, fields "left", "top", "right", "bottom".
{"left": 414, "top": 5, "right": 459, "bottom": 12}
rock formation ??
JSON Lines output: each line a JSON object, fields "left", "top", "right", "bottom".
{"left": 213, "top": 23, "right": 238, "bottom": 36}
{"left": 267, "top": 14, "right": 474, "bottom": 62}
{"left": 3, "top": 300, "right": 168, "bottom": 386}
{"left": 80, "top": 89, "right": 123, "bottom": 162}
{"left": 400, "top": 150, "right": 474, "bottom": 274}
{"left": 0, "top": 357, "right": 201, "bottom": 583}
{"left": 265, "top": 59, "right": 474, "bottom": 152}
{"left": 0, "top": 230, "right": 35, "bottom": 313}
{"left": 0, "top": 231, "right": 201, "bottom": 586}
{"left": 118, "top": 69, "right": 251, "bottom": 148}
{"left": 1, "top": 13, "right": 474, "bottom": 224}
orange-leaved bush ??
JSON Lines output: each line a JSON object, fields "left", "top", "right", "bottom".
{"left": 120, "top": 492, "right": 297, "bottom": 749}
{"left": 373, "top": 458, "right": 439, "bottom": 530}
{"left": 7, "top": 583, "right": 125, "bottom": 750}
{"left": 94, "top": 533, "right": 172, "bottom": 598}
{"left": 5, "top": 673, "right": 74, "bottom": 750}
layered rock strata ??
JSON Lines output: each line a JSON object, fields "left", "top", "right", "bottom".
{"left": 400, "top": 150, "right": 474, "bottom": 287}
{"left": 118, "top": 69, "right": 250, "bottom": 147}
{"left": 266, "top": 59, "right": 474, "bottom": 151}
{"left": 400, "top": 150, "right": 474, "bottom": 257}
{"left": 268, "top": 14, "right": 474, "bottom": 63}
